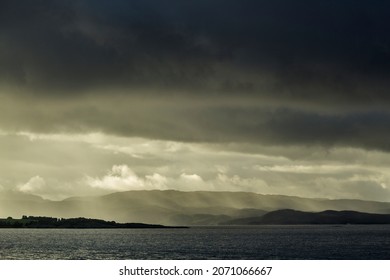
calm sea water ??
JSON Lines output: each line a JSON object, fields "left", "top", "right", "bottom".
{"left": 0, "top": 225, "right": 389, "bottom": 260}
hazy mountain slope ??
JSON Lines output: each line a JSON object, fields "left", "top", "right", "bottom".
{"left": 63, "top": 190, "right": 388, "bottom": 224}
{"left": 1, "top": 190, "right": 390, "bottom": 225}
{"left": 75, "top": 190, "right": 390, "bottom": 211}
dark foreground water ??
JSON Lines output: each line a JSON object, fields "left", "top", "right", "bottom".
{"left": 0, "top": 225, "right": 389, "bottom": 259}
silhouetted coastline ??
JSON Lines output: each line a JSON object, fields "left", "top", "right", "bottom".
{"left": 0, "top": 216, "right": 187, "bottom": 229}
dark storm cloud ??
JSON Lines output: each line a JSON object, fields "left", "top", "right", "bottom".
{"left": 1, "top": 0, "right": 390, "bottom": 98}
{"left": 0, "top": 0, "right": 221, "bottom": 93}
{"left": 1, "top": 0, "right": 390, "bottom": 149}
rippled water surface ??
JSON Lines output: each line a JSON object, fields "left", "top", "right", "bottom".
{"left": 0, "top": 225, "right": 389, "bottom": 259}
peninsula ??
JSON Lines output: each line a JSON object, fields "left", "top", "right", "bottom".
{"left": 0, "top": 216, "right": 187, "bottom": 229}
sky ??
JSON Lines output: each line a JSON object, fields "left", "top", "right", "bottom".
{"left": 0, "top": 0, "right": 390, "bottom": 201}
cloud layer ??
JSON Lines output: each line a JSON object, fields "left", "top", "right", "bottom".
{"left": 0, "top": 0, "right": 390, "bottom": 150}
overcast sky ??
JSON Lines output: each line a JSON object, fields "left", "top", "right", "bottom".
{"left": 1, "top": 0, "right": 390, "bottom": 201}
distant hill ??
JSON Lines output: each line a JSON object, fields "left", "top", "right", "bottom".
{"left": 1, "top": 190, "right": 390, "bottom": 225}
{"left": 224, "top": 209, "right": 390, "bottom": 225}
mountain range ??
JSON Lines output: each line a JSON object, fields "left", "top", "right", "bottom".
{"left": 1, "top": 190, "right": 389, "bottom": 225}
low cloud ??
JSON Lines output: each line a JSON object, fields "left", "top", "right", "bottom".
{"left": 313, "top": 175, "right": 390, "bottom": 201}
{"left": 85, "top": 165, "right": 171, "bottom": 192}
{"left": 17, "top": 176, "right": 46, "bottom": 194}
{"left": 179, "top": 173, "right": 204, "bottom": 183}
{"left": 86, "top": 165, "right": 147, "bottom": 191}
{"left": 178, "top": 173, "right": 210, "bottom": 191}
{"left": 84, "top": 164, "right": 276, "bottom": 195}
{"left": 215, "top": 173, "right": 270, "bottom": 194}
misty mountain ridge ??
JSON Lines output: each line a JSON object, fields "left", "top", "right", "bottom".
{"left": 1, "top": 190, "right": 390, "bottom": 226}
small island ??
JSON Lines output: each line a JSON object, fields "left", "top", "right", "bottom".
{"left": 0, "top": 216, "right": 187, "bottom": 229}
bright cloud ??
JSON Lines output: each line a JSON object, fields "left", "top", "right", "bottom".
{"left": 145, "top": 173, "right": 168, "bottom": 189}
{"left": 86, "top": 165, "right": 146, "bottom": 191}
{"left": 18, "top": 176, "right": 46, "bottom": 194}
